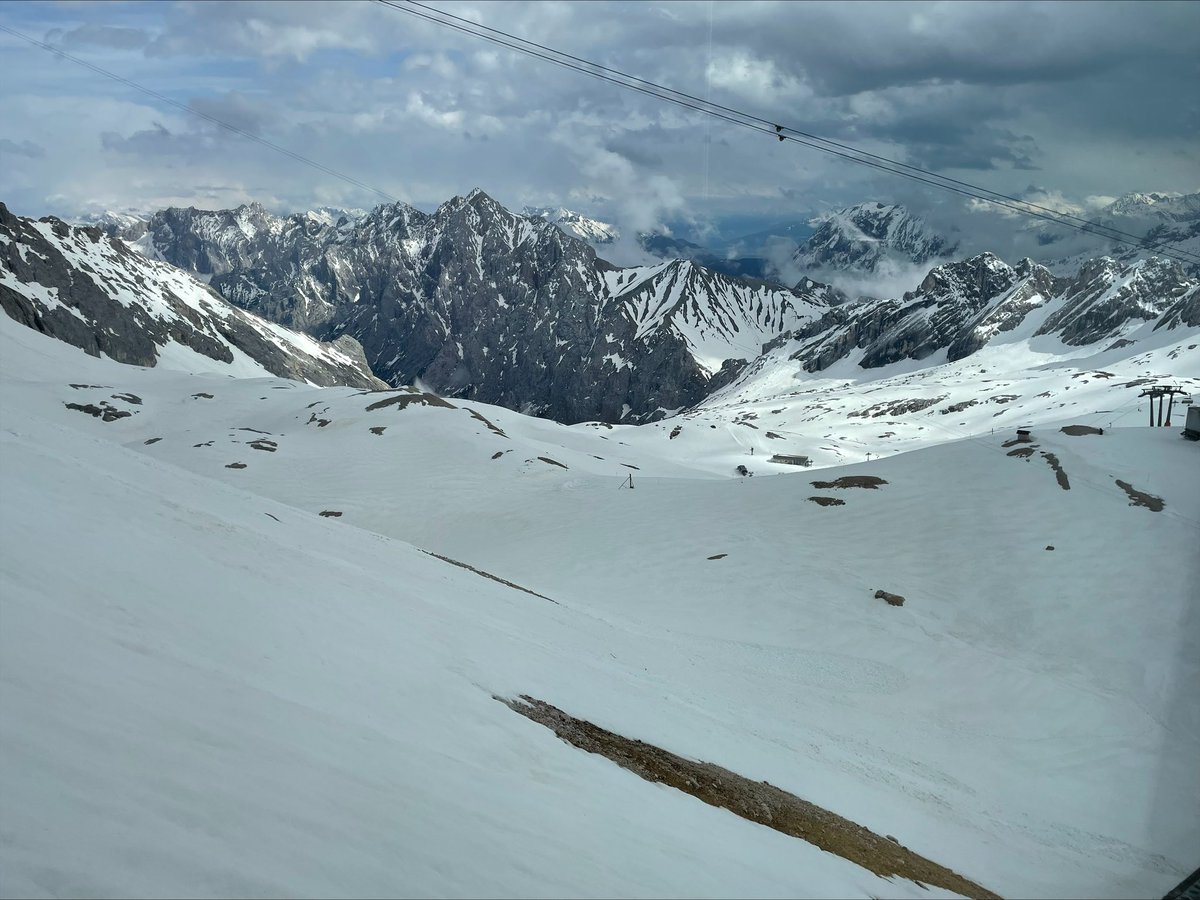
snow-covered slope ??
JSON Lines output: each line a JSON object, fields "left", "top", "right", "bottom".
{"left": 604, "top": 258, "right": 836, "bottom": 378}
{"left": 2, "top": 313, "right": 1197, "bottom": 899}
{"left": 0, "top": 204, "right": 384, "bottom": 389}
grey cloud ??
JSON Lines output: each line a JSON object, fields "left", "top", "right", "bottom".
{"left": 100, "top": 122, "right": 176, "bottom": 155}
{"left": 70, "top": 24, "right": 150, "bottom": 51}
{"left": 100, "top": 122, "right": 226, "bottom": 162}
{"left": 48, "top": 24, "right": 151, "bottom": 51}
{"left": 0, "top": 138, "right": 46, "bottom": 159}
{"left": 7, "top": 0, "right": 1198, "bottom": 245}
{"left": 188, "top": 92, "right": 276, "bottom": 138}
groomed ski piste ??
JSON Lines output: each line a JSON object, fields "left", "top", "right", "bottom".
{"left": 1, "top": 312, "right": 1197, "bottom": 899}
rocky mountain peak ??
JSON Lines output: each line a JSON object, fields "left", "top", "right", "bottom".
{"left": 794, "top": 202, "right": 958, "bottom": 275}
{"left": 523, "top": 206, "right": 620, "bottom": 245}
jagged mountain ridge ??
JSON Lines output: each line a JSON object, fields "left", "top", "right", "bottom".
{"left": 112, "top": 190, "right": 837, "bottom": 423}
{"left": 782, "top": 252, "right": 1198, "bottom": 373}
{"left": 0, "top": 203, "right": 385, "bottom": 389}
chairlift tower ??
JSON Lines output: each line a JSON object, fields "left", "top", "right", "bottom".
{"left": 1138, "top": 385, "right": 1188, "bottom": 427}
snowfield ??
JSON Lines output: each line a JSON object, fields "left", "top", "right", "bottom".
{"left": 1, "top": 314, "right": 1197, "bottom": 899}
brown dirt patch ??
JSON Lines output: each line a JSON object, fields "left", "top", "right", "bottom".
{"left": 143, "top": 438, "right": 162, "bottom": 445}
{"left": 366, "top": 392, "right": 456, "bottom": 412}
{"left": 111, "top": 393, "right": 142, "bottom": 405}
{"left": 1041, "top": 452, "right": 1070, "bottom": 490}
{"left": 420, "top": 550, "right": 557, "bottom": 604}
{"left": 1006, "top": 447, "right": 1036, "bottom": 458}
{"left": 810, "top": 475, "right": 888, "bottom": 490}
{"left": 491, "top": 451, "right": 504, "bottom": 460}
{"left": 621, "top": 463, "right": 640, "bottom": 470}
{"left": 466, "top": 408, "right": 508, "bottom": 437}
{"left": 706, "top": 553, "right": 727, "bottom": 560}
{"left": 319, "top": 510, "right": 342, "bottom": 518}
{"left": 237, "top": 427, "right": 273, "bottom": 435}
{"left": 537, "top": 456, "right": 568, "bottom": 469}
{"left": 500, "top": 695, "right": 999, "bottom": 900}
{"left": 1115, "top": 480, "right": 1164, "bottom": 512}
{"left": 191, "top": 392, "right": 214, "bottom": 399}
{"left": 1060, "top": 425, "right": 1103, "bottom": 436}
{"left": 69, "top": 383, "right": 111, "bottom": 390}
{"left": 808, "top": 496, "right": 846, "bottom": 507}
{"left": 369, "top": 426, "right": 386, "bottom": 435}
{"left": 874, "top": 589, "right": 905, "bottom": 607}
{"left": 669, "top": 425, "right": 682, "bottom": 439}
{"left": 248, "top": 439, "right": 278, "bottom": 452}
{"left": 225, "top": 462, "right": 247, "bottom": 469}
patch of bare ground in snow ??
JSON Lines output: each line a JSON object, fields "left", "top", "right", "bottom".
{"left": 808, "top": 496, "right": 846, "bottom": 507}
{"left": 811, "top": 475, "right": 888, "bottom": 490}
{"left": 1061, "top": 425, "right": 1104, "bottom": 436}
{"left": 419, "top": 550, "right": 557, "bottom": 604}
{"left": 1041, "top": 452, "right": 1070, "bottom": 490}
{"left": 500, "top": 695, "right": 1000, "bottom": 900}
{"left": 1115, "top": 480, "right": 1164, "bottom": 511}
{"left": 1002, "top": 434, "right": 1034, "bottom": 447}
{"left": 365, "top": 392, "right": 456, "bottom": 412}
{"left": 466, "top": 408, "right": 508, "bottom": 438}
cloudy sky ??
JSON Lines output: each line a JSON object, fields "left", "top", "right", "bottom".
{"left": 1, "top": 0, "right": 1197, "bottom": 256}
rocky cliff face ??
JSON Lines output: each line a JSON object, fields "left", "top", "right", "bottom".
{"left": 0, "top": 203, "right": 385, "bottom": 389}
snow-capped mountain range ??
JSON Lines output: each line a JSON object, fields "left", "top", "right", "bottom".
{"left": 78, "top": 190, "right": 843, "bottom": 422}
{"left": 66, "top": 191, "right": 1191, "bottom": 420}
{"left": 784, "top": 252, "right": 1198, "bottom": 373}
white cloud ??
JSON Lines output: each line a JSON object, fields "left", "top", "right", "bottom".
{"left": 0, "top": 0, "right": 1195, "bottom": 248}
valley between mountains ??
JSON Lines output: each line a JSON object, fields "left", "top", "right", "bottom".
{"left": 1, "top": 190, "right": 1198, "bottom": 900}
